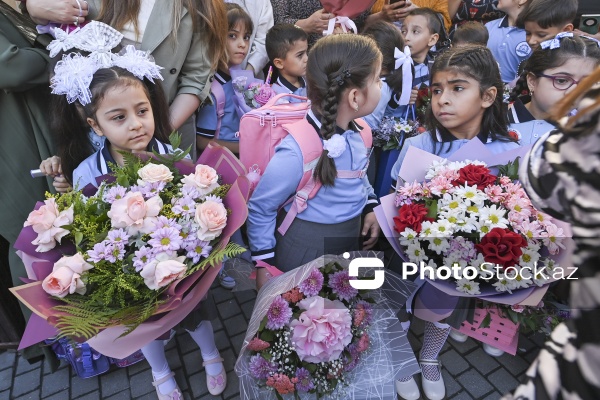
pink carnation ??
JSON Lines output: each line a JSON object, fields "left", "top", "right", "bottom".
{"left": 253, "top": 84, "right": 275, "bottom": 106}
{"left": 289, "top": 296, "right": 352, "bottom": 363}
{"left": 266, "top": 373, "right": 296, "bottom": 395}
{"left": 484, "top": 185, "right": 505, "bottom": 203}
{"left": 247, "top": 337, "right": 270, "bottom": 352}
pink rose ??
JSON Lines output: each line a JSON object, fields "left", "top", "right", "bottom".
{"left": 139, "top": 252, "right": 187, "bottom": 290}
{"left": 42, "top": 254, "right": 93, "bottom": 297}
{"left": 289, "top": 296, "right": 352, "bottom": 363}
{"left": 182, "top": 164, "right": 219, "bottom": 196}
{"left": 107, "top": 191, "right": 162, "bottom": 235}
{"left": 24, "top": 199, "right": 73, "bottom": 252}
{"left": 137, "top": 164, "right": 174, "bottom": 184}
{"left": 254, "top": 84, "right": 275, "bottom": 106}
{"left": 194, "top": 200, "right": 227, "bottom": 241}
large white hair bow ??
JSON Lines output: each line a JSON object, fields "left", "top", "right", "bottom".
{"left": 540, "top": 32, "right": 574, "bottom": 50}
{"left": 47, "top": 22, "right": 164, "bottom": 105}
{"left": 394, "top": 46, "right": 414, "bottom": 106}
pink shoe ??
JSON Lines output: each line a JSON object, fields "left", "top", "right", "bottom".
{"left": 152, "top": 372, "right": 183, "bottom": 400}
{"left": 203, "top": 356, "right": 227, "bottom": 396}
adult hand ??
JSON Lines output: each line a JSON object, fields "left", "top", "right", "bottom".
{"left": 378, "top": 0, "right": 417, "bottom": 22}
{"left": 362, "top": 212, "right": 380, "bottom": 250}
{"left": 574, "top": 29, "right": 600, "bottom": 42}
{"left": 25, "top": 0, "right": 89, "bottom": 26}
{"left": 296, "top": 9, "right": 334, "bottom": 35}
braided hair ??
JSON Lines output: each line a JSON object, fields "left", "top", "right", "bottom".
{"left": 426, "top": 44, "right": 512, "bottom": 148}
{"left": 509, "top": 35, "right": 600, "bottom": 103}
{"left": 306, "top": 34, "right": 382, "bottom": 186}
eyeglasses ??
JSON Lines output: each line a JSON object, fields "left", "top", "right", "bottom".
{"left": 535, "top": 73, "right": 583, "bottom": 90}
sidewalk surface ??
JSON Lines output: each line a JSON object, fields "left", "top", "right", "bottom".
{"left": 1, "top": 260, "right": 546, "bottom": 400}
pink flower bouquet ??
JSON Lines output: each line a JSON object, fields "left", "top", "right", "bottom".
{"left": 374, "top": 140, "right": 574, "bottom": 320}
{"left": 11, "top": 139, "right": 250, "bottom": 358}
{"left": 231, "top": 69, "right": 276, "bottom": 117}
{"left": 235, "top": 253, "right": 419, "bottom": 399}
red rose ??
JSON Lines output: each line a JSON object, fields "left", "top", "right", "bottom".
{"left": 453, "top": 164, "right": 497, "bottom": 190}
{"left": 393, "top": 203, "right": 431, "bottom": 233}
{"left": 475, "top": 227, "right": 527, "bottom": 268}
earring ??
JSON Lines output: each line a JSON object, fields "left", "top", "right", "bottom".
{"left": 354, "top": 105, "right": 359, "bottom": 112}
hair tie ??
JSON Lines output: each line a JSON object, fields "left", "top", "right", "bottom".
{"left": 540, "top": 32, "right": 574, "bottom": 50}
{"left": 322, "top": 134, "right": 347, "bottom": 158}
{"left": 334, "top": 69, "right": 351, "bottom": 86}
{"left": 394, "top": 46, "right": 414, "bottom": 106}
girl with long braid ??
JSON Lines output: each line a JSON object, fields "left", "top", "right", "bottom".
{"left": 391, "top": 45, "right": 522, "bottom": 400}
{"left": 246, "top": 34, "right": 383, "bottom": 289}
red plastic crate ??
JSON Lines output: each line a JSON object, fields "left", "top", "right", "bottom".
{"left": 458, "top": 305, "right": 520, "bottom": 355}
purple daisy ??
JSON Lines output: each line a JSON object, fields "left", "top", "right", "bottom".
{"left": 299, "top": 268, "right": 324, "bottom": 297}
{"left": 329, "top": 270, "right": 358, "bottom": 302}
{"left": 294, "top": 368, "right": 314, "bottom": 392}
{"left": 103, "top": 185, "right": 127, "bottom": 203}
{"left": 186, "top": 240, "right": 212, "bottom": 264}
{"left": 106, "top": 228, "right": 129, "bottom": 247}
{"left": 172, "top": 196, "right": 196, "bottom": 217}
{"left": 133, "top": 246, "right": 154, "bottom": 271}
{"left": 148, "top": 227, "right": 183, "bottom": 252}
{"left": 204, "top": 194, "right": 223, "bottom": 204}
{"left": 248, "top": 354, "right": 277, "bottom": 380}
{"left": 138, "top": 181, "right": 166, "bottom": 198}
{"left": 181, "top": 185, "right": 201, "bottom": 200}
{"left": 266, "top": 295, "right": 292, "bottom": 330}
{"left": 87, "top": 242, "right": 111, "bottom": 263}
{"left": 153, "top": 216, "right": 182, "bottom": 231}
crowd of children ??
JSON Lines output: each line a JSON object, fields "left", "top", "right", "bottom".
{"left": 10, "top": 0, "right": 600, "bottom": 398}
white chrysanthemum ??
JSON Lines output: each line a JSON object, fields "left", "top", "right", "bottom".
{"left": 512, "top": 273, "right": 533, "bottom": 289}
{"left": 406, "top": 243, "right": 428, "bottom": 263}
{"left": 425, "top": 159, "right": 449, "bottom": 179}
{"left": 492, "top": 277, "right": 513, "bottom": 293}
{"left": 322, "top": 134, "right": 347, "bottom": 158}
{"left": 519, "top": 248, "right": 541, "bottom": 267}
{"left": 430, "top": 220, "right": 455, "bottom": 237}
{"left": 456, "top": 278, "right": 480, "bottom": 295}
{"left": 438, "top": 194, "right": 467, "bottom": 213}
{"left": 533, "top": 269, "right": 549, "bottom": 287}
{"left": 454, "top": 184, "right": 487, "bottom": 205}
{"left": 454, "top": 214, "right": 479, "bottom": 233}
{"left": 478, "top": 205, "right": 509, "bottom": 229}
{"left": 429, "top": 237, "right": 451, "bottom": 254}
{"left": 418, "top": 221, "right": 434, "bottom": 237}
{"left": 399, "top": 228, "right": 419, "bottom": 247}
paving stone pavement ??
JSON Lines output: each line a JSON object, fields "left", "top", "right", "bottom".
{"left": 1, "top": 280, "right": 547, "bottom": 400}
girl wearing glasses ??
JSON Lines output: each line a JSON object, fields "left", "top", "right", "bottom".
{"left": 508, "top": 33, "right": 600, "bottom": 144}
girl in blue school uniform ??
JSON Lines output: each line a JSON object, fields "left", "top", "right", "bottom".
{"left": 53, "top": 65, "right": 228, "bottom": 398}
{"left": 247, "top": 34, "right": 383, "bottom": 289}
{"left": 507, "top": 33, "right": 600, "bottom": 145}
{"left": 391, "top": 45, "right": 520, "bottom": 400}
{"left": 196, "top": 3, "right": 253, "bottom": 155}
{"left": 361, "top": 21, "right": 413, "bottom": 131}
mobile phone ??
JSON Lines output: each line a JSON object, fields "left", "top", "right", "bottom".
{"left": 579, "top": 14, "right": 600, "bottom": 35}
{"left": 30, "top": 169, "right": 45, "bottom": 178}
{"left": 390, "top": 0, "right": 407, "bottom": 5}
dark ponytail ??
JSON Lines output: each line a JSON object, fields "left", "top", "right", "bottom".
{"left": 306, "top": 35, "right": 382, "bottom": 186}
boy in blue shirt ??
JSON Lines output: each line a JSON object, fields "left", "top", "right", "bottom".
{"left": 266, "top": 24, "right": 308, "bottom": 99}
{"left": 486, "top": 0, "right": 532, "bottom": 83}
{"left": 516, "top": 0, "right": 577, "bottom": 50}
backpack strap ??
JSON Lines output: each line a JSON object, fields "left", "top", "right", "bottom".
{"left": 211, "top": 79, "right": 226, "bottom": 139}
{"left": 276, "top": 118, "right": 373, "bottom": 235}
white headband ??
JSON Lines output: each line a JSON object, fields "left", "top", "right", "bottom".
{"left": 47, "top": 21, "right": 164, "bottom": 105}
{"left": 394, "top": 46, "right": 414, "bottom": 106}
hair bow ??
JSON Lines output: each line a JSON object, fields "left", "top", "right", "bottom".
{"left": 47, "top": 22, "right": 164, "bottom": 106}
{"left": 394, "top": 46, "right": 414, "bottom": 106}
{"left": 323, "top": 16, "right": 358, "bottom": 36}
{"left": 540, "top": 32, "right": 574, "bottom": 50}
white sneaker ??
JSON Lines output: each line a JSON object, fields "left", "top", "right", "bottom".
{"left": 448, "top": 329, "right": 468, "bottom": 343}
{"left": 483, "top": 343, "right": 505, "bottom": 357}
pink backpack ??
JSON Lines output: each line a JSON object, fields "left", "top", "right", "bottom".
{"left": 238, "top": 93, "right": 372, "bottom": 235}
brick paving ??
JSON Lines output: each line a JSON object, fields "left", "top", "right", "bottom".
{"left": 1, "top": 264, "right": 547, "bottom": 400}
